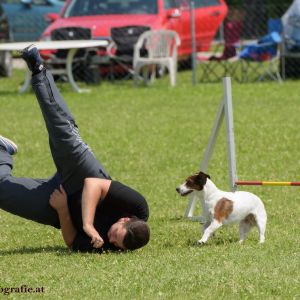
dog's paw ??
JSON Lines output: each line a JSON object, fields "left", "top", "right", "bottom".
{"left": 197, "top": 239, "right": 206, "bottom": 245}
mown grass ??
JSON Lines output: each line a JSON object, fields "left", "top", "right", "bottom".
{"left": 0, "top": 68, "right": 300, "bottom": 299}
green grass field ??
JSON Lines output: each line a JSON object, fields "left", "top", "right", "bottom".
{"left": 0, "top": 69, "right": 300, "bottom": 299}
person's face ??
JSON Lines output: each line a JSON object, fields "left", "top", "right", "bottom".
{"left": 107, "top": 217, "right": 129, "bottom": 249}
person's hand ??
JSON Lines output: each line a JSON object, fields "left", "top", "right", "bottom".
{"left": 49, "top": 185, "right": 68, "bottom": 212}
{"left": 83, "top": 224, "right": 104, "bottom": 248}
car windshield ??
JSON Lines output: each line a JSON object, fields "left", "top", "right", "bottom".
{"left": 64, "top": 0, "right": 158, "bottom": 17}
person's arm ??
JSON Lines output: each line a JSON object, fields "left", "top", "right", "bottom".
{"left": 49, "top": 185, "right": 77, "bottom": 248}
{"left": 81, "top": 178, "right": 111, "bottom": 248}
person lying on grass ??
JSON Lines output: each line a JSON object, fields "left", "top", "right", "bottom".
{"left": 0, "top": 45, "right": 150, "bottom": 252}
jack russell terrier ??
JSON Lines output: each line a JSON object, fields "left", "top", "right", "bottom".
{"left": 176, "top": 172, "right": 267, "bottom": 245}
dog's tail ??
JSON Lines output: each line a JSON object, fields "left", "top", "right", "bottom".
{"left": 254, "top": 199, "right": 267, "bottom": 243}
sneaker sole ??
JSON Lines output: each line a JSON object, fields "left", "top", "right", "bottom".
{"left": 20, "top": 44, "right": 36, "bottom": 55}
{"left": 0, "top": 135, "right": 18, "bottom": 154}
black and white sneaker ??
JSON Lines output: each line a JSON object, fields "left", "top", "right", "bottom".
{"left": 20, "top": 44, "right": 44, "bottom": 73}
{"left": 0, "top": 136, "right": 18, "bottom": 155}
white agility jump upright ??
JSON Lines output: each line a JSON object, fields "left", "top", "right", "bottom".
{"left": 185, "top": 77, "right": 238, "bottom": 220}
{"left": 185, "top": 76, "right": 300, "bottom": 220}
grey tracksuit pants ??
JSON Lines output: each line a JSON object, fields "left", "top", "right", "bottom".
{"left": 0, "top": 70, "right": 110, "bottom": 228}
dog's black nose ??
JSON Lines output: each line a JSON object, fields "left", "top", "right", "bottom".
{"left": 176, "top": 187, "right": 180, "bottom": 193}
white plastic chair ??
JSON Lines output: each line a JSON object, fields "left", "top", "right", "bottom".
{"left": 133, "top": 30, "right": 181, "bottom": 87}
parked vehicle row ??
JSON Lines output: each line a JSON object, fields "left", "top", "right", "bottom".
{"left": 0, "top": 0, "right": 228, "bottom": 78}
{"left": 41, "top": 0, "right": 228, "bottom": 60}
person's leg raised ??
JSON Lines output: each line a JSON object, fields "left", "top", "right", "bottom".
{"left": 21, "top": 46, "right": 110, "bottom": 194}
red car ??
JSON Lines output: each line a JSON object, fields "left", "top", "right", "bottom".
{"left": 41, "top": 0, "right": 227, "bottom": 59}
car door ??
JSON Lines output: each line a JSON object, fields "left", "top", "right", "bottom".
{"left": 162, "top": 0, "right": 182, "bottom": 33}
{"left": 162, "top": 0, "right": 227, "bottom": 56}
{"left": 176, "top": 0, "right": 192, "bottom": 56}
{"left": 162, "top": 0, "right": 192, "bottom": 56}
{"left": 193, "top": 0, "right": 227, "bottom": 51}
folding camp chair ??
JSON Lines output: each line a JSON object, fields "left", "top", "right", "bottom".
{"left": 240, "top": 31, "right": 282, "bottom": 82}
{"left": 108, "top": 25, "right": 150, "bottom": 80}
{"left": 198, "top": 20, "right": 243, "bottom": 82}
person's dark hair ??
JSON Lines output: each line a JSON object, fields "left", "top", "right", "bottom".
{"left": 123, "top": 218, "right": 150, "bottom": 250}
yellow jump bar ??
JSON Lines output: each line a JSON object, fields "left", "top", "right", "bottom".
{"left": 236, "top": 181, "right": 300, "bottom": 186}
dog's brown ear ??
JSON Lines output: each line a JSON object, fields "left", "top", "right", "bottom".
{"left": 196, "top": 171, "right": 210, "bottom": 186}
{"left": 198, "top": 171, "right": 211, "bottom": 179}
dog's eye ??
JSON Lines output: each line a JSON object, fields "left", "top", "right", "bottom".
{"left": 186, "top": 179, "right": 192, "bottom": 185}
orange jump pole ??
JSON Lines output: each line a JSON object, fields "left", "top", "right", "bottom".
{"left": 236, "top": 181, "right": 300, "bottom": 186}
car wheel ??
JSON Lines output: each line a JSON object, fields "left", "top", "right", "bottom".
{"left": 0, "top": 51, "right": 13, "bottom": 77}
{"left": 178, "top": 56, "right": 192, "bottom": 70}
